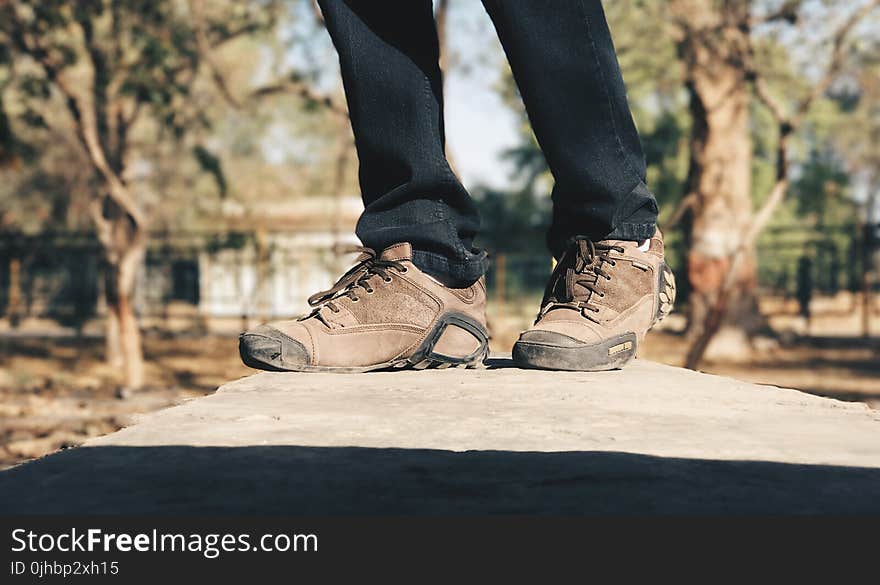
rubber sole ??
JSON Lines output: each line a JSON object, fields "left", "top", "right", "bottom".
{"left": 239, "top": 312, "right": 489, "bottom": 373}
{"left": 656, "top": 262, "right": 676, "bottom": 324}
{"left": 512, "top": 332, "right": 638, "bottom": 372}
{"left": 512, "top": 262, "right": 677, "bottom": 372}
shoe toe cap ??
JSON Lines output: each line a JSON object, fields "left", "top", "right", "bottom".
{"left": 239, "top": 324, "right": 310, "bottom": 370}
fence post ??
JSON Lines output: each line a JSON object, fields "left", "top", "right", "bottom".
{"left": 8, "top": 257, "right": 21, "bottom": 328}
{"left": 256, "top": 228, "right": 269, "bottom": 324}
{"left": 862, "top": 223, "right": 873, "bottom": 339}
{"left": 162, "top": 232, "right": 170, "bottom": 330}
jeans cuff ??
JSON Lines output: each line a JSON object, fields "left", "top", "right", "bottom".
{"left": 606, "top": 222, "right": 656, "bottom": 242}
{"left": 411, "top": 249, "right": 488, "bottom": 288}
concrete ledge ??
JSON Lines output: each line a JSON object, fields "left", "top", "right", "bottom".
{"left": 2, "top": 359, "right": 879, "bottom": 515}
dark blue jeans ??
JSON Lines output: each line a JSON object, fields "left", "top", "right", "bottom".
{"left": 318, "top": 0, "right": 658, "bottom": 286}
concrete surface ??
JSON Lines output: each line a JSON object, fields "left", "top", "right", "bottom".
{"left": 2, "top": 358, "right": 879, "bottom": 514}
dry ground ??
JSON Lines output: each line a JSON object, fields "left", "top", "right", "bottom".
{"left": 2, "top": 292, "right": 879, "bottom": 469}
{"left": 1, "top": 334, "right": 251, "bottom": 469}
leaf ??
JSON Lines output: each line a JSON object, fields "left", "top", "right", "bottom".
{"left": 19, "top": 75, "right": 52, "bottom": 100}
{"left": 193, "top": 144, "right": 227, "bottom": 198}
{"left": 20, "top": 108, "right": 48, "bottom": 129}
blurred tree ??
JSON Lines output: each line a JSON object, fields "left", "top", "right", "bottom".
{"left": 484, "top": 0, "right": 685, "bottom": 256}
{"left": 679, "top": 0, "right": 879, "bottom": 368}
{"left": 830, "top": 40, "right": 880, "bottom": 336}
{"left": 667, "top": 0, "right": 758, "bottom": 362}
{"left": 791, "top": 147, "right": 851, "bottom": 222}
{"left": 490, "top": 0, "right": 878, "bottom": 367}
{"left": 0, "top": 0, "right": 347, "bottom": 388}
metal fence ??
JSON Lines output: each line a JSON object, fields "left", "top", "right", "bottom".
{"left": 1, "top": 224, "right": 878, "bottom": 330}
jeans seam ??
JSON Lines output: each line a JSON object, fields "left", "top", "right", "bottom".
{"left": 420, "top": 56, "right": 471, "bottom": 261}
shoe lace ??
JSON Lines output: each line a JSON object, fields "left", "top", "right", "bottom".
{"left": 305, "top": 246, "right": 408, "bottom": 314}
{"left": 538, "top": 237, "right": 623, "bottom": 324}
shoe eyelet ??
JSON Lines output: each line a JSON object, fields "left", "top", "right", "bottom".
{"left": 366, "top": 288, "right": 374, "bottom": 294}
{"left": 384, "top": 277, "right": 393, "bottom": 283}
{"left": 398, "top": 267, "right": 408, "bottom": 273}
{"left": 351, "top": 297, "right": 360, "bottom": 303}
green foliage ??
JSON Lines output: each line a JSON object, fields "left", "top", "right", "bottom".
{"left": 474, "top": 186, "right": 549, "bottom": 254}
{"left": 483, "top": 0, "right": 877, "bottom": 302}
{"left": 192, "top": 144, "right": 227, "bottom": 198}
{"left": 482, "top": 0, "right": 689, "bottom": 252}
{"left": 791, "top": 147, "right": 851, "bottom": 221}
{"left": 1, "top": 1, "right": 279, "bottom": 152}
{"left": 0, "top": 0, "right": 351, "bottom": 232}
{"left": 638, "top": 108, "right": 690, "bottom": 216}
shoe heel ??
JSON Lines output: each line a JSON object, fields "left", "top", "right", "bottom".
{"left": 408, "top": 313, "right": 489, "bottom": 370}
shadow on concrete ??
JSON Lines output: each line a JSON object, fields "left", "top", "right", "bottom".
{"left": 1, "top": 446, "right": 878, "bottom": 515}
{"left": 485, "top": 356, "right": 520, "bottom": 369}
{"left": 791, "top": 388, "right": 880, "bottom": 406}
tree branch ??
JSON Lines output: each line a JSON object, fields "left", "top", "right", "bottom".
{"left": 750, "top": 0, "right": 803, "bottom": 27}
{"left": 187, "top": 0, "right": 346, "bottom": 117}
{"left": 6, "top": 7, "right": 145, "bottom": 232}
{"left": 686, "top": 0, "right": 879, "bottom": 369}
{"left": 189, "top": 0, "right": 243, "bottom": 109}
{"left": 752, "top": 77, "right": 788, "bottom": 123}
{"left": 751, "top": 0, "right": 880, "bottom": 126}
{"left": 311, "top": 0, "right": 325, "bottom": 26}
{"left": 664, "top": 192, "right": 698, "bottom": 228}
{"left": 248, "top": 78, "right": 348, "bottom": 117}
{"left": 792, "top": 0, "right": 879, "bottom": 126}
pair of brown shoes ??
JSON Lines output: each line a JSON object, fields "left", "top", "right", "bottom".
{"left": 239, "top": 232, "right": 675, "bottom": 373}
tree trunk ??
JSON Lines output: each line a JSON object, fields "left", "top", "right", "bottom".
{"left": 6, "top": 4, "right": 151, "bottom": 388}
{"left": 104, "top": 306, "right": 124, "bottom": 368}
{"left": 97, "top": 194, "right": 146, "bottom": 389}
{"left": 7, "top": 257, "right": 21, "bottom": 328}
{"left": 676, "top": 1, "right": 761, "bottom": 362}
{"left": 103, "top": 235, "right": 145, "bottom": 389}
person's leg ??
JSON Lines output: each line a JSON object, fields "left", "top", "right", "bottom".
{"left": 480, "top": 0, "right": 673, "bottom": 371}
{"left": 240, "top": 1, "right": 490, "bottom": 373}
{"left": 481, "top": 0, "right": 658, "bottom": 256}
{"left": 317, "top": 0, "right": 487, "bottom": 286}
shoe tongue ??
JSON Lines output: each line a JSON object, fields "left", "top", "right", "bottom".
{"left": 549, "top": 240, "right": 609, "bottom": 304}
{"left": 554, "top": 264, "right": 597, "bottom": 303}
{"left": 379, "top": 242, "right": 413, "bottom": 262}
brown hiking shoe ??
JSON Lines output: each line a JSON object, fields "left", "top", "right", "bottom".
{"left": 239, "top": 243, "right": 489, "bottom": 372}
{"left": 512, "top": 230, "right": 675, "bottom": 371}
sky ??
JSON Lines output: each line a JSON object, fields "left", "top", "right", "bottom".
{"left": 441, "top": 3, "right": 521, "bottom": 189}
{"left": 284, "top": 1, "right": 522, "bottom": 191}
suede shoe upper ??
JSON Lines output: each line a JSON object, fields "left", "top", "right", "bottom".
{"left": 239, "top": 243, "right": 487, "bottom": 371}
{"left": 521, "top": 229, "right": 672, "bottom": 350}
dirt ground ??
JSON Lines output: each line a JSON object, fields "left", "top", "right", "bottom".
{"left": 0, "top": 335, "right": 252, "bottom": 470}
{"left": 2, "top": 293, "right": 879, "bottom": 470}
